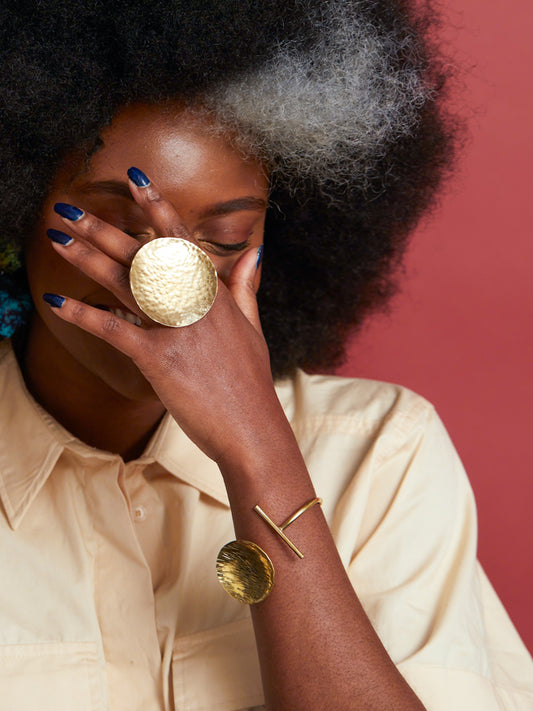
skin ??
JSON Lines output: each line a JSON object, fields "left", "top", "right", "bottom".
{"left": 24, "top": 103, "right": 426, "bottom": 710}
{"left": 23, "top": 104, "right": 268, "bottom": 459}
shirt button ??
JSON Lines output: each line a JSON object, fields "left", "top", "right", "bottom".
{"left": 133, "top": 505, "right": 147, "bottom": 522}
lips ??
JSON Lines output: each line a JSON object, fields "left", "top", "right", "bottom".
{"left": 94, "top": 304, "right": 143, "bottom": 327}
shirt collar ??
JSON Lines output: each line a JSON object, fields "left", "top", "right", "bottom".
{"left": 0, "top": 342, "right": 298, "bottom": 529}
{"left": 0, "top": 342, "right": 72, "bottom": 529}
{"left": 142, "top": 375, "right": 295, "bottom": 508}
{"left": 142, "top": 414, "right": 229, "bottom": 507}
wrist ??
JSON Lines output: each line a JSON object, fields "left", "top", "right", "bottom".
{"left": 216, "top": 412, "right": 301, "bottom": 482}
{"left": 217, "top": 426, "right": 316, "bottom": 520}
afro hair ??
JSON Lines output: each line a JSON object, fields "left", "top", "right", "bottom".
{"left": 0, "top": 0, "right": 460, "bottom": 377}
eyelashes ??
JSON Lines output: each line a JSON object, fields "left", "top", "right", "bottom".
{"left": 206, "top": 238, "right": 251, "bottom": 252}
{"left": 125, "top": 231, "right": 252, "bottom": 257}
{"left": 123, "top": 217, "right": 255, "bottom": 258}
{"left": 198, "top": 237, "right": 252, "bottom": 256}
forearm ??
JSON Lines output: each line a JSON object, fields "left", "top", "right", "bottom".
{"left": 218, "top": 406, "right": 426, "bottom": 711}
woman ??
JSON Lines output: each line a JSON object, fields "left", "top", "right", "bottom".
{"left": 0, "top": 1, "right": 531, "bottom": 710}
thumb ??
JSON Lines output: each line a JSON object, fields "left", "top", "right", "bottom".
{"left": 226, "top": 245, "right": 263, "bottom": 332}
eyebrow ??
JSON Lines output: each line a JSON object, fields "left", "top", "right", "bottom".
{"left": 77, "top": 179, "right": 267, "bottom": 218}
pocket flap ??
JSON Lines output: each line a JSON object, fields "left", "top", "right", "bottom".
{"left": 0, "top": 642, "right": 105, "bottom": 711}
{"left": 172, "top": 617, "right": 264, "bottom": 711}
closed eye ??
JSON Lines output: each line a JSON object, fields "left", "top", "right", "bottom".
{"left": 198, "top": 238, "right": 251, "bottom": 255}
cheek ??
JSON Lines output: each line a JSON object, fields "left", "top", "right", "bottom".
{"left": 24, "top": 223, "right": 157, "bottom": 401}
{"left": 25, "top": 228, "right": 96, "bottom": 301}
{"left": 31, "top": 306, "right": 157, "bottom": 400}
{"left": 212, "top": 256, "right": 239, "bottom": 284}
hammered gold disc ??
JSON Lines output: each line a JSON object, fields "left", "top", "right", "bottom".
{"left": 129, "top": 238, "right": 218, "bottom": 327}
{"left": 216, "top": 540, "right": 275, "bottom": 604}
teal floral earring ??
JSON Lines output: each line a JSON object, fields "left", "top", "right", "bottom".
{"left": 0, "top": 240, "right": 33, "bottom": 338}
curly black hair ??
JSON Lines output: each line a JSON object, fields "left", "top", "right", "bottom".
{"left": 0, "top": 0, "right": 459, "bottom": 378}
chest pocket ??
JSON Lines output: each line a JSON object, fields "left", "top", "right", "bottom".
{"left": 0, "top": 642, "right": 106, "bottom": 711}
{"left": 172, "top": 618, "right": 265, "bottom": 711}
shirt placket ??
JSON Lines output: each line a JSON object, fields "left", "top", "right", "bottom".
{"left": 84, "top": 458, "right": 165, "bottom": 711}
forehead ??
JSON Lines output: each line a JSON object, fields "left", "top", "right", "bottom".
{"left": 84, "top": 103, "right": 269, "bottom": 202}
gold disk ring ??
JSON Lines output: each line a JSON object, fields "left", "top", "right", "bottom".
{"left": 129, "top": 238, "right": 218, "bottom": 327}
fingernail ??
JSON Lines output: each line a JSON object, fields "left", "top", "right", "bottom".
{"left": 256, "top": 245, "right": 264, "bottom": 270}
{"left": 47, "top": 228, "right": 73, "bottom": 246}
{"left": 127, "top": 167, "right": 151, "bottom": 187}
{"left": 43, "top": 293, "right": 65, "bottom": 308}
{"left": 53, "top": 203, "right": 84, "bottom": 221}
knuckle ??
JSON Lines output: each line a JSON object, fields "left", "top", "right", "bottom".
{"left": 90, "top": 218, "right": 107, "bottom": 234}
{"left": 167, "top": 223, "right": 190, "bottom": 239}
{"left": 70, "top": 302, "right": 87, "bottom": 323}
{"left": 75, "top": 243, "right": 94, "bottom": 262}
{"left": 80, "top": 215, "right": 106, "bottom": 239}
{"left": 123, "top": 244, "right": 140, "bottom": 263}
{"left": 137, "top": 183, "right": 189, "bottom": 239}
{"left": 159, "top": 345, "right": 182, "bottom": 374}
{"left": 115, "top": 266, "right": 131, "bottom": 288}
{"left": 102, "top": 313, "right": 121, "bottom": 334}
{"left": 143, "top": 185, "right": 164, "bottom": 205}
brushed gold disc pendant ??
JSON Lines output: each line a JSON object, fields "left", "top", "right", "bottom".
{"left": 216, "top": 540, "right": 275, "bottom": 604}
{"left": 129, "top": 238, "right": 218, "bottom": 327}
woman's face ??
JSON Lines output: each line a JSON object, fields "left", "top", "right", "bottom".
{"left": 24, "top": 104, "right": 269, "bottom": 400}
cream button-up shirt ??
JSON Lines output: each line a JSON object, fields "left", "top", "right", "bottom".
{"left": 0, "top": 340, "right": 531, "bottom": 711}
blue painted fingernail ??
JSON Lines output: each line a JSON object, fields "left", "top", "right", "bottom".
{"left": 53, "top": 203, "right": 84, "bottom": 221}
{"left": 47, "top": 228, "right": 73, "bottom": 246}
{"left": 256, "top": 245, "right": 264, "bottom": 269}
{"left": 43, "top": 293, "right": 65, "bottom": 308}
{"left": 127, "top": 167, "right": 150, "bottom": 187}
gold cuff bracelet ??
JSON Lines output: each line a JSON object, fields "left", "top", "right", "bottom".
{"left": 216, "top": 498, "right": 322, "bottom": 604}
{"left": 253, "top": 497, "right": 323, "bottom": 559}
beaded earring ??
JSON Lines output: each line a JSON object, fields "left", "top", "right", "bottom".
{"left": 0, "top": 240, "right": 33, "bottom": 338}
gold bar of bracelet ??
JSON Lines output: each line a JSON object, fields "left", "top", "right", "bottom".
{"left": 280, "top": 497, "right": 323, "bottom": 530}
{"left": 253, "top": 505, "right": 304, "bottom": 558}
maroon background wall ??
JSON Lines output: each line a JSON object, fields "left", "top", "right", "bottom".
{"left": 336, "top": 1, "right": 533, "bottom": 652}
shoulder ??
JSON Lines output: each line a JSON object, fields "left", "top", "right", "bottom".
{"left": 276, "top": 368, "right": 438, "bottom": 451}
{"left": 276, "top": 371, "right": 472, "bottom": 558}
{"left": 277, "top": 368, "right": 434, "bottom": 417}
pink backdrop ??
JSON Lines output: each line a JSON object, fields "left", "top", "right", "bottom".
{"left": 336, "top": 1, "right": 533, "bottom": 652}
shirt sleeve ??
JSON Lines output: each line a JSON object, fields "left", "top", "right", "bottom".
{"left": 344, "top": 402, "right": 533, "bottom": 711}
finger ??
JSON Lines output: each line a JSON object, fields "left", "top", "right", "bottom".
{"left": 52, "top": 202, "right": 140, "bottom": 266}
{"left": 127, "top": 167, "right": 190, "bottom": 239}
{"left": 42, "top": 293, "right": 145, "bottom": 359}
{"left": 226, "top": 245, "right": 263, "bottom": 332}
{"left": 47, "top": 235, "right": 143, "bottom": 317}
